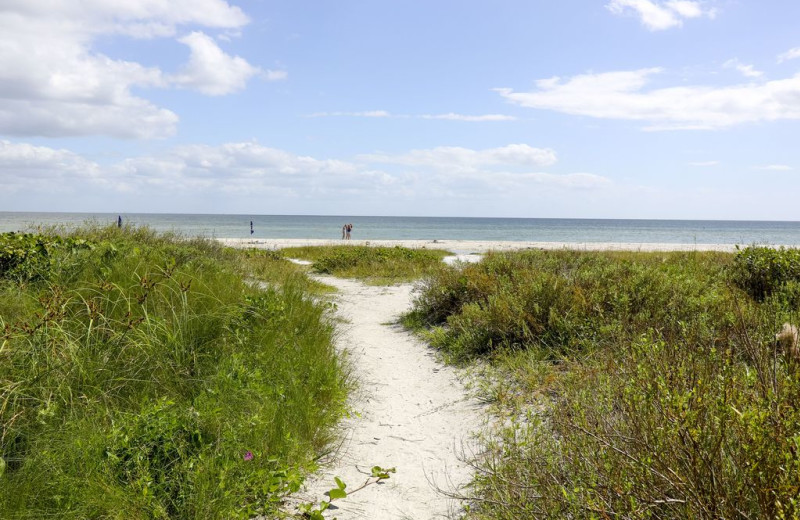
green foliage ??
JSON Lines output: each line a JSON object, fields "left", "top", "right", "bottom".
{"left": 410, "top": 249, "right": 734, "bottom": 361}
{"left": 0, "top": 226, "right": 349, "bottom": 519}
{"left": 282, "top": 245, "right": 450, "bottom": 284}
{"left": 0, "top": 232, "right": 92, "bottom": 281}
{"left": 731, "top": 245, "right": 800, "bottom": 302}
{"left": 226, "top": 247, "right": 334, "bottom": 294}
{"left": 409, "top": 249, "right": 800, "bottom": 519}
{"left": 299, "top": 466, "right": 396, "bottom": 519}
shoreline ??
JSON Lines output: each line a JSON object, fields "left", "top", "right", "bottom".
{"left": 218, "top": 238, "right": 740, "bottom": 254}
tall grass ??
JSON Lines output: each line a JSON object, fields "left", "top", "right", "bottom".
{"left": 409, "top": 248, "right": 800, "bottom": 519}
{"left": 282, "top": 245, "right": 451, "bottom": 284}
{"left": 0, "top": 226, "right": 348, "bottom": 518}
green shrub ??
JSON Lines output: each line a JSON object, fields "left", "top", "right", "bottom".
{"left": 410, "top": 249, "right": 734, "bottom": 360}
{"left": 469, "top": 327, "right": 800, "bottom": 520}
{"left": 0, "top": 232, "right": 92, "bottom": 281}
{"left": 731, "top": 246, "right": 800, "bottom": 302}
{"left": 410, "top": 249, "right": 800, "bottom": 519}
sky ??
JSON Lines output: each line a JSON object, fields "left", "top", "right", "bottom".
{"left": 1, "top": 0, "right": 800, "bottom": 220}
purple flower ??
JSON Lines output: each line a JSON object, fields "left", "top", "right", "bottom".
{"left": 243, "top": 450, "right": 254, "bottom": 461}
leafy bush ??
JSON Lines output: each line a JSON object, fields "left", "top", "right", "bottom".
{"left": 410, "top": 249, "right": 734, "bottom": 360}
{"left": 0, "top": 232, "right": 91, "bottom": 281}
{"left": 409, "top": 249, "right": 800, "bottom": 519}
{"left": 731, "top": 245, "right": 800, "bottom": 302}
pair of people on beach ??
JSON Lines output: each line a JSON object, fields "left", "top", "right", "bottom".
{"left": 342, "top": 223, "right": 353, "bottom": 240}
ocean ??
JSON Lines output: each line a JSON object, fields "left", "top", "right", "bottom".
{"left": 2, "top": 212, "right": 800, "bottom": 246}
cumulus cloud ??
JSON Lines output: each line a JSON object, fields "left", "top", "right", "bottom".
{"left": 170, "top": 32, "right": 276, "bottom": 96}
{"left": 114, "top": 141, "right": 394, "bottom": 195}
{"left": 723, "top": 59, "right": 763, "bottom": 78}
{"left": 0, "top": 140, "right": 103, "bottom": 192}
{"left": 0, "top": 140, "right": 99, "bottom": 177}
{"left": 0, "top": 139, "right": 607, "bottom": 205}
{"left": 606, "top": 0, "right": 716, "bottom": 30}
{"left": 355, "top": 144, "right": 610, "bottom": 191}
{"left": 778, "top": 47, "right": 800, "bottom": 64}
{"left": 0, "top": 0, "right": 262, "bottom": 138}
{"left": 496, "top": 68, "right": 800, "bottom": 130}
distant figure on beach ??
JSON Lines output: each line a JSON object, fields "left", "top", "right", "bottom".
{"left": 346, "top": 223, "right": 352, "bottom": 240}
{"left": 342, "top": 224, "right": 347, "bottom": 240}
{"left": 117, "top": 215, "right": 122, "bottom": 228}
{"left": 250, "top": 220, "right": 254, "bottom": 235}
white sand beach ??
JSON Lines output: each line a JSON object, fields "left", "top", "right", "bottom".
{"left": 219, "top": 238, "right": 738, "bottom": 254}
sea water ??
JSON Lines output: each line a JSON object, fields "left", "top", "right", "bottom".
{"left": 2, "top": 212, "right": 800, "bottom": 246}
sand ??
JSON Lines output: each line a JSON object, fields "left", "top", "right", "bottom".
{"left": 286, "top": 276, "right": 483, "bottom": 519}
{"left": 219, "top": 237, "right": 739, "bottom": 254}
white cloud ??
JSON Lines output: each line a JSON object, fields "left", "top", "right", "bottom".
{"left": 497, "top": 68, "right": 800, "bottom": 130}
{"left": 114, "top": 141, "right": 394, "bottom": 195}
{"left": 170, "top": 32, "right": 273, "bottom": 96}
{"left": 263, "top": 70, "right": 289, "bottom": 82}
{"left": 606, "top": 0, "right": 715, "bottom": 30}
{"left": 0, "top": 140, "right": 99, "bottom": 177}
{"left": 0, "top": 140, "right": 104, "bottom": 193}
{"left": 778, "top": 47, "right": 800, "bottom": 64}
{"left": 755, "top": 164, "right": 793, "bottom": 171}
{"left": 723, "top": 59, "right": 763, "bottom": 78}
{"left": 356, "top": 144, "right": 609, "bottom": 192}
{"left": 0, "top": 140, "right": 603, "bottom": 200}
{"left": 689, "top": 160, "right": 719, "bottom": 166}
{"left": 0, "top": 0, "right": 261, "bottom": 138}
{"left": 360, "top": 144, "right": 557, "bottom": 172}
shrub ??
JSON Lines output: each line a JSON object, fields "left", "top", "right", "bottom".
{"left": 409, "top": 249, "right": 800, "bottom": 519}
{"left": 410, "top": 249, "right": 734, "bottom": 360}
{"left": 731, "top": 246, "right": 800, "bottom": 302}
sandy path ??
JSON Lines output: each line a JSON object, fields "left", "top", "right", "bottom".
{"left": 294, "top": 276, "right": 483, "bottom": 519}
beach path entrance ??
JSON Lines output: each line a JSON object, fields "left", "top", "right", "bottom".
{"left": 295, "top": 276, "right": 483, "bottom": 519}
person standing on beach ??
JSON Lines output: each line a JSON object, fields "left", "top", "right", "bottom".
{"left": 250, "top": 220, "right": 254, "bottom": 235}
{"left": 346, "top": 223, "right": 352, "bottom": 240}
{"left": 117, "top": 215, "right": 122, "bottom": 228}
{"left": 342, "top": 224, "right": 347, "bottom": 240}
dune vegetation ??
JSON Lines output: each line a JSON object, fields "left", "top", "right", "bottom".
{"left": 281, "top": 245, "right": 451, "bottom": 285}
{"left": 0, "top": 227, "right": 349, "bottom": 519}
{"left": 407, "top": 247, "right": 800, "bottom": 519}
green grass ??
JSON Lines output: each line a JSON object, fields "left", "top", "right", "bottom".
{"left": 281, "top": 245, "right": 451, "bottom": 284}
{"left": 225, "top": 246, "right": 336, "bottom": 294}
{"left": 408, "top": 248, "right": 800, "bottom": 519}
{"left": 0, "top": 226, "right": 349, "bottom": 519}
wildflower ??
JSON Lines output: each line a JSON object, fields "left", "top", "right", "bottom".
{"left": 244, "top": 450, "right": 254, "bottom": 461}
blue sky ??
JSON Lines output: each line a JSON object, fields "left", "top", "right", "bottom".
{"left": 1, "top": 0, "right": 800, "bottom": 219}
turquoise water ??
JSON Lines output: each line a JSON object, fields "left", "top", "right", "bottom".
{"left": 2, "top": 212, "right": 800, "bottom": 245}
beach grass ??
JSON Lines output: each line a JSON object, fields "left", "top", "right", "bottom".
{"left": 281, "top": 245, "right": 451, "bottom": 285}
{"left": 0, "top": 226, "right": 349, "bottom": 519}
{"left": 407, "top": 248, "right": 800, "bottom": 519}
